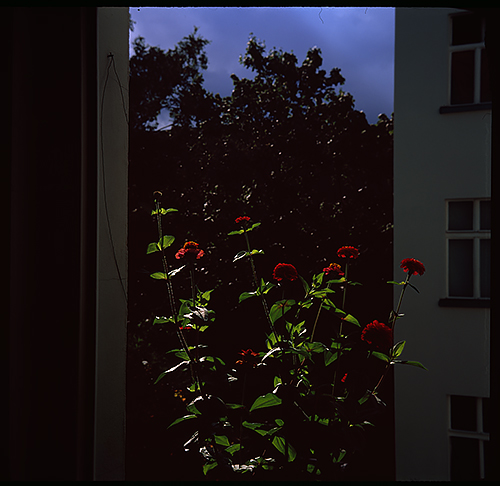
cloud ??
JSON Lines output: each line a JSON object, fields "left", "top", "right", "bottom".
{"left": 129, "top": 6, "right": 394, "bottom": 123}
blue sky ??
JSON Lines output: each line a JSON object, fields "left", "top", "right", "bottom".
{"left": 129, "top": 6, "right": 395, "bottom": 125}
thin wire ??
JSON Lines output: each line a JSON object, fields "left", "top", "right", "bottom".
{"left": 110, "top": 54, "right": 130, "bottom": 124}
{"left": 99, "top": 53, "right": 128, "bottom": 303}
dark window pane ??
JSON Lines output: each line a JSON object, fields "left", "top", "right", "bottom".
{"left": 451, "top": 395, "right": 477, "bottom": 431}
{"left": 451, "top": 50, "right": 475, "bottom": 104}
{"left": 480, "top": 200, "right": 491, "bottom": 230}
{"left": 482, "top": 397, "right": 490, "bottom": 433}
{"left": 450, "top": 437, "right": 480, "bottom": 481}
{"left": 449, "top": 240, "right": 474, "bottom": 297}
{"left": 452, "top": 14, "right": 482, "bottom": 46}
{"left": 484, "top": 438, "right": 492, "bottom": 479}
{"left": 449, "top": 201, "right": 473, "bottom": 230}
{"left": 480, "top": 49, "right": 492, "bottom": 102}
{"left": 480, "top": 239, "right": 490, "bottom": 298}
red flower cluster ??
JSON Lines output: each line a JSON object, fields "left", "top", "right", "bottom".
{"left": 400, "top": 258, "right": 425, "bottom": 276}
{"left": 235, "top": 216, "right": 250, "bottom": 224}
{"left": 361, "top": 320, "right": 393, "bottom": 350}
{"left": 175, "top": 241, "right": 204, "bottom": 260}
{"left": 272, "top": 263, "right": 298, "bottom": 282}
{"left": 236, "top": 349, "right": 260, "bottom": 368}
{"left": 337, "top": 246, "right": 360, "bottom": 259}
{"left": 323, "top": 263, "right": 345, "bottom": 277}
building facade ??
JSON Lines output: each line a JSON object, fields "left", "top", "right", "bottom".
{"left": 393, "top": 7, "right": 491, "bottom": 481}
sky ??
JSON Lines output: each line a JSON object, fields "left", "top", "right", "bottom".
{"left": 129, "top": 6, "right": 395, "bottom": 125}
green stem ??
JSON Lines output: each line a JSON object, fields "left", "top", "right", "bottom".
{"left": 243, "top": 228, "right": 276, "bottom": 338}
{"left": 372, "top": 273, "right": 412, "bottom": 395}
{"left": 339, "top": 263, "right": 349, "bottom": 338}
{"left": 310, "top": 282, "right": 330, "bottom": 343}
{"left": 153, "top": 196, "right": 202, "bottom": 396}
{"left": 389, "top": 273, "right": 410, "bottom": 330}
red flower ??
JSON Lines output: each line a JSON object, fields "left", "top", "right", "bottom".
{"left": 272, "top": 263, "right": 298, "bottom": 282}
{"left": 236, "top": 349, "right": 260, "bottom": 367}
{"left": 175, "top": 241, "right": 204, "bottom": 260}
{"left": 323, "top": 263, "right": 345, "bottom": 277}
{"left": 235, "top": 216, "right": 250, "bottom": 224}
{"left": 337, "top": 246, "right": 360, "bottom": 259}
{"left": 341, "top": 373, "right": 348, "bottom": 383}
{"left": 400, "top": 258, "right": 425, "bottom": 276}
{"left": 361, "top": 320, "right": 393, "bottom": 350}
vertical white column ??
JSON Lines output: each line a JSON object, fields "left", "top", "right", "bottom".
{"left": 94, "top": 6, "right": 129, "bottom": 481}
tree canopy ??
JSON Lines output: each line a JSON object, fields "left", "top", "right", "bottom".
{"left": 129, "top": 32, "right": 393, "bottom": 324}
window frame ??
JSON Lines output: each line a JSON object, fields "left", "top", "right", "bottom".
{"left": 448, "top": 395, "right": 490, "bottom": 480}
{"left": 444, "top": 198, "right": 490, "bottom": 302}
{"left": 440, "top": 12, "right": 491, "bottom": 113}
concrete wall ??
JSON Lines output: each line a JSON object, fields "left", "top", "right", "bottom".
{"left": 393, "top": 8, "right": 491, "bottom": 480}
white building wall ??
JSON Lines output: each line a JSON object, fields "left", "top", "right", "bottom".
{"left": 394, "top": 7, "right": 490, "bottom": 480}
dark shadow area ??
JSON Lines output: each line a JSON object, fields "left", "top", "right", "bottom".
{"left": 126, "top": 31, "right": 394, "bottom": 481}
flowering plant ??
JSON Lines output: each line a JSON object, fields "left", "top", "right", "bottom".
{"left": 145, "top": 194, "right": 426, "bottom": 480}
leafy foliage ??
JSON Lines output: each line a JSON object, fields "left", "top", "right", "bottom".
{"left": 135, "top": 208, "right": 425, "bottom": 480}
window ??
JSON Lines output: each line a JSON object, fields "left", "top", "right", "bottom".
{"left": 445, "top": 199, "right": 490, "bottom": 301}
{"left": 448, "top": 395, "right": 490, "bottom": 480}
{"left": 449, "top": 12, "right": 491, "bottom": 106}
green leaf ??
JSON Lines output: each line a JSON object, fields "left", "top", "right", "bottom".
{"left": 228, "top": 229, "right": 244, "bottom": 236}
{"left": 214, "top": 435, "right": 230, "bottom": 447}
{"left": 269, "top": 300, "right": 295, "bottom": 324}
{"left": 262, "top": 347, "right": 282, "bottom": 361}
{"left": 371, "top": 351, "right": 390, "bottom": 363}
{"left": 146, "top": 242, "right": 160, "bottom": 254}
{"left": 167, "top": 413, "right": 197, "bottom": 429}
{"left": 312, "top": 272, "right": 324, "bottom": 287}
{"left": 233, "top": 250, "right": 247, "bottom": 262}
{"left": 392, "top": 340, "right": 406, "bottom": 358}
{"left": 408, "top": 282, "right": 420, "bottom": 293}
{"left": 203, "top": 461, "right": 218, "bottom": 475}
{"left": 168, "top": 265, "right": 185, "bottom": 277}
{"left": 153, "top": 315, "right": 173, "bottom": 324}
{"left": 225, "top": 443, "right": 241, "bottom": 455}
{"left": 160, "top": 234, "right": 175, "bottom": 249}
{"left": 393, "top": 359, "right": 428, "bottom": 370}
{"left": 342, "top": 313, "right": 360, "bottom": 327}
{"left": 150, "top": 272, "right": 167, "bottom": 280}
{"left": 154, "top": 361, "right": 190, "bottom": 383}
{"left": 271, "top": 436, "right": 296, "bottom": 462}
{"left": 266, "top": 331, "right": 279, "bottom": 348}
{"left": 358, "top": 391, "right": 371, "bottom": 405}
{"left": 249, "top": 393, "right": 282, "bottom": 412}
{"left": 258, "top": 280, "right": 275, "bottom": 295}
{"left": 241, "top": 421, "right": 265, "bottom": 431}
{"left": 225, "top": 403, "right": 245, "bottom": 410}
{"left": 246, "top": 222, "right": 261, "bottom": 232}
{"left": 239, "top": 291, "right": 257, "bottom": 303}
{"left": 303, "top": 341, "right": 327, "bottom": 353}
{"left": 324, "top": 350, "right": 338, "bottom": 366}
{"left": 387, "top": 280, "right": 405, "bottom": 286}
{"left": 151, "top": 207, "right": 178, "bottom": 216}
{"left": 310, "top": 289, "right": 336, "bottom": 299}
{"left": 233, "top": 249, "right": 263, "bottom": 262}
{"left": 299, "top": 275, "right": 310, "bottom": 295}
